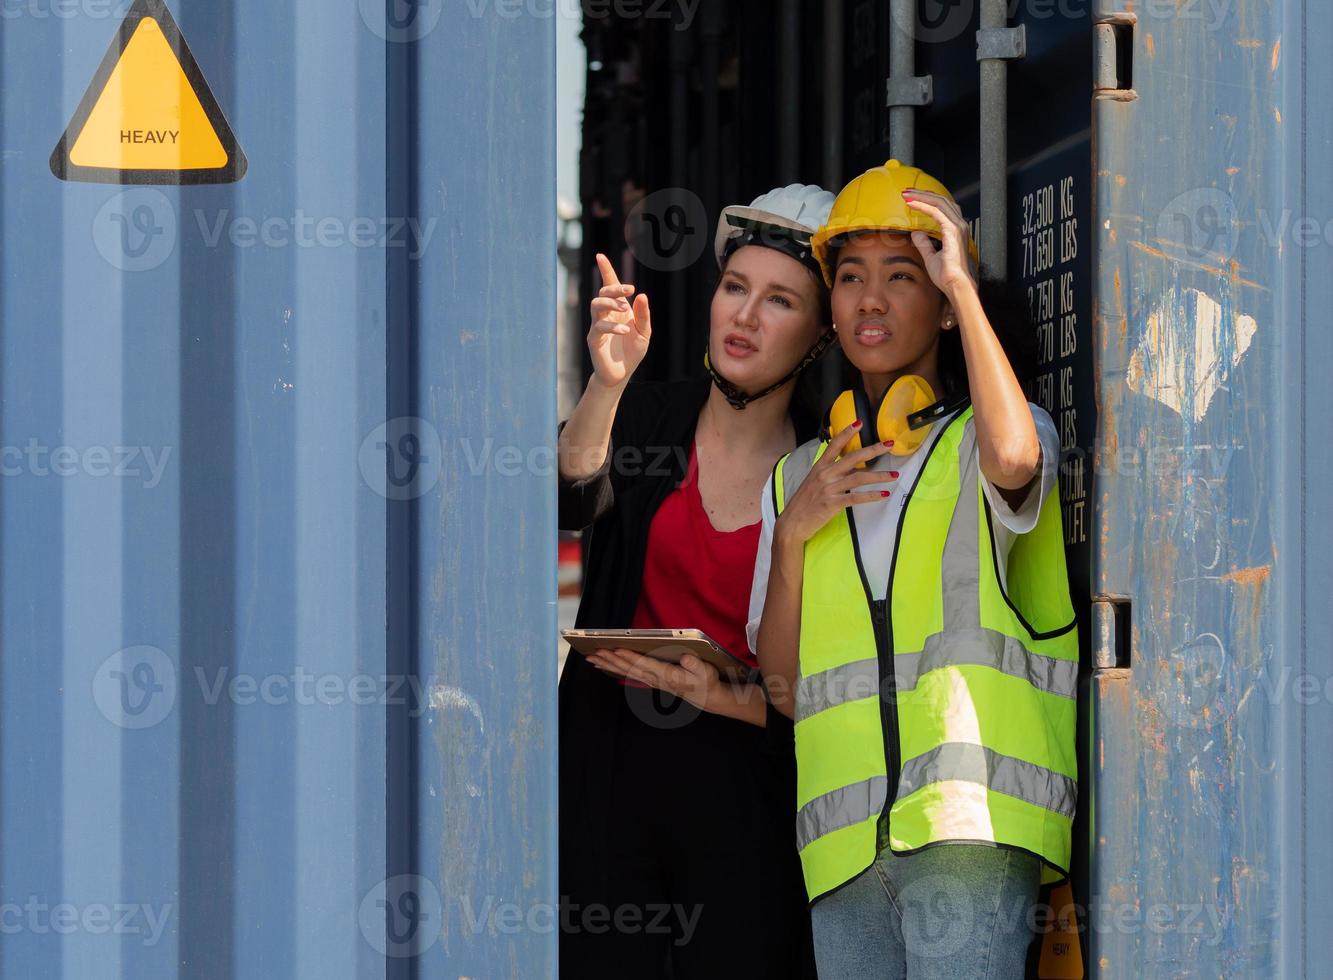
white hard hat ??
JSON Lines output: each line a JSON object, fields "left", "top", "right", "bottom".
{"left": 713, "top": 183, "right": 836, "bottom": 273}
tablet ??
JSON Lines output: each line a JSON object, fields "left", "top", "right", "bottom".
{"left": 560, "top": 628, "right": 758, "bottom": 683}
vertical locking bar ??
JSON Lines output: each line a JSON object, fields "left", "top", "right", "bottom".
{"left": 779, "top": 0, "right": 801, "bottom": 181}
{"left": 887, "top": 0, "right": 931, "bottom": 164}
{"left": 821, "top": 0, "right": 845, "bottom": 402}
{"left": 977, "top": 0, "right": 1025, "bottom": 278}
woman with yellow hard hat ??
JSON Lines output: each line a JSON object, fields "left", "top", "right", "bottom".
{"left": 747, "top": 160, "right": 1077, "bottom": 978}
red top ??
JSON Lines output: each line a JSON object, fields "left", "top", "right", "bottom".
{"left": 624, "top": 441, "right": 761, "bottom": 685}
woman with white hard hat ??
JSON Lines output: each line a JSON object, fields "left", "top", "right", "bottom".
{"left": 557, "top": 183, "right": 833, "bottom": 979}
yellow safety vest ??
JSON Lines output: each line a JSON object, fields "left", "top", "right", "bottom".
{"left": 772, "top": 406, "right": 1078, "bottom": 902}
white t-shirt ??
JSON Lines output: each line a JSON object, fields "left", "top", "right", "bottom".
{"left": 745, "top": 404, "right": 1061, "bottom": 655}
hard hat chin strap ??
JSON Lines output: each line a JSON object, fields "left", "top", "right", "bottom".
{"left": 704, "top": 327, "right": 837, "bottom": 410}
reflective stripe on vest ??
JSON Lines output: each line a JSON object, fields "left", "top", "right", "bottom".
{"left": 774, "top": 408, "right": 1079, "bottom": 901}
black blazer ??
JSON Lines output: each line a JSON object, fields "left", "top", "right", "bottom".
{"left": 557, "top": 374, "right": 819, "bottom": 896}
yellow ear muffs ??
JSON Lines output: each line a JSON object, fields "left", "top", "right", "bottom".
{"left": 828, "top": 388, "right": 865, "bottom": 452}
{"left": 877, "top": 375, "right": 939, "bottom": 457}
{"left": 826, "top": 376, "right": 942, "bottom": 468}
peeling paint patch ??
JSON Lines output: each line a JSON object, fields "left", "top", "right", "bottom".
{"left": 1126, "top": 288, "right": 1257, "bottom": 422}
{"left": 430, "top": 683, "right": 486, "bottom": 734}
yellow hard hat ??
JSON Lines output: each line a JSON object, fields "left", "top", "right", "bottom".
{"left": 812, "top": 159, "right": 979, "bottom": 287}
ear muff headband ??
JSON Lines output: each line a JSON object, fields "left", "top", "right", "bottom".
{"left": 825, "top": 377, "right": 970, "bottom": 467}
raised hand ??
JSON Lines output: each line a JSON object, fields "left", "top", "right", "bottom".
{"left": 588, "top": 252, "right": 652, "bottom": 389}
{"left": 773, "top": 422, "right": 898, "bottom": 547}
{"left": 902, "top": 189, "right": 978, "bottom": 294}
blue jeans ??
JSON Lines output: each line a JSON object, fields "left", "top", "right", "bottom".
{"left": 810, "top": 843, "right": 1039, "bottom": 979}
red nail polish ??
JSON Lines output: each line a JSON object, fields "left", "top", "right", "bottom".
{"left": 889, "top": 471, "right": 900, "bottom": 478}
{"left": 881, "top": 491, "right": 891, "bottom": 497}
{"left": 882, "top": 440, "right": 893, "bottom": 447}
{"left": 852, "top": 420, "right": 862, "bottom": 429}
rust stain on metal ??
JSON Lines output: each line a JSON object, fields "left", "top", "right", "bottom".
{"left": 1144, "top": 33, "right": 1155, "bottom": 59}
{"left": 1230, "top": 857, "right": 1261, "bottom": 913}
{"left": 1221, "top": 565, "right": 1269, "bottom": 587}
{"left": 1235, "top": 38, "right": 1262, "bottom": 49}
{"left": 1129, "top": 240, "right": 1266, "bottom": 290}
{"left": 1270, "top": 38, "right": 1281, "bottom": 75}
{"left": 1107, "top": 882, "right": 1134, "bottom": 906}
{"left": 1226, "top": 166, "right": 1240, "bottom": 176}
{"left": 1225, "top": 564, "right": 1270, "bottom": 627}
{"left": 1115, "top": 174, "right": 1127, "bottom": 188}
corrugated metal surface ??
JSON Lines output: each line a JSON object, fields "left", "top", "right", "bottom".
{"left": 1091, "top": 0, "right": 1332, "bottom": 974}
{"left": 0, "top": 1, "right": 555, "bottom": 977}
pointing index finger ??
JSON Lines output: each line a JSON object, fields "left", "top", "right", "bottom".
{"left": 595, "top": 252, "right": 621, "bottom": 289}
{"left": 821, "top": 421, "right": 864, "bottom": 463}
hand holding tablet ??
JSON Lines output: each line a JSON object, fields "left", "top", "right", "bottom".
{"left": 560, "top": 627, "right": 757, "bottom": 683}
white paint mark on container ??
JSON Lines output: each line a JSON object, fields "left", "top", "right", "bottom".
{"left": 1127, "top": 287, "right": 1257, "bottom": 422}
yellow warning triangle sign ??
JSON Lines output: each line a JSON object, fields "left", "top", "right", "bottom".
{"left": 1038, "top": 880, "right": 1085, "bottom": 979}
{"left": 51, "top": 0, "right": 245, "bottom": 184}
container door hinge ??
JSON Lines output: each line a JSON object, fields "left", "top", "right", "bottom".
{"left": 1092, "top": 597, "right": 1132, "bottom": 670}
{"left": 1094, "top": 15, "right": 1136, "bottom": 97}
